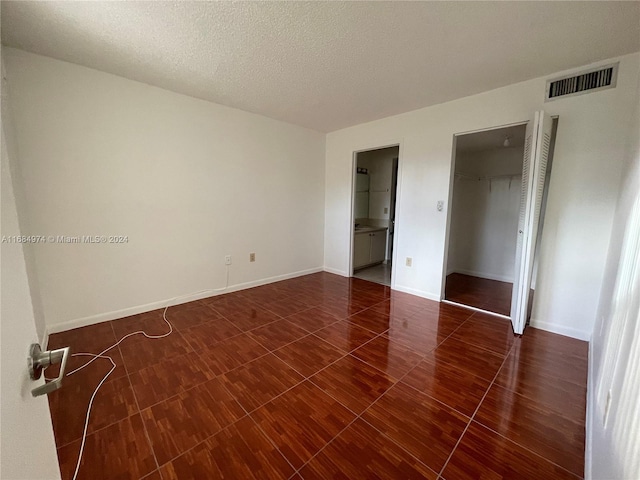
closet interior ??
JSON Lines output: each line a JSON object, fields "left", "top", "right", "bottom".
{"left": 445, "top": 125, "right": 527, "bottom": 317}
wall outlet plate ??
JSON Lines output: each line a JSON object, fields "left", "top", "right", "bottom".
{"left": 249, "top": 253, "right": 255, "bottom": 262}
{"left": 406, "top": 257, "right": 412, "bottom": 267}
{"left": 225, "top": 255, "right": 232, "bottom": 265}
{"left": 437, "top": 200, "right": 444, "bottom": 212}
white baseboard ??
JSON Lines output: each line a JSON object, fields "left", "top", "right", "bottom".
{"left": 323, "top": 266, "right": 349, "bottom": 277}
{"left": 392, "top": 284, "right": 440, "bottom": 302}
{"left": 45, "top": 267, "right": 323, "bottom": 335}
{"left": 585, "top": 337, "right": 594, "bottom": 480}
{"left": 450, "top": 268, "right": 513, "bottom": 284}
{"left": 528, "top": 318, "right": 591, "bottom": 341}
{"left": 442, "top": 299, "right": 511, "bottom": 321}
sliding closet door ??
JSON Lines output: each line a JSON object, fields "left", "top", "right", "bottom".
{"left": 510, "top": 111, "right": 554, "bottom": 334}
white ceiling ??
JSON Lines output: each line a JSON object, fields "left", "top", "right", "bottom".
{"left": 2, "top": 1, "right": 639, "bottom": 132}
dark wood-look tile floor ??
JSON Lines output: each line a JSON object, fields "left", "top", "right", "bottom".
{"left": 445, "top": 272, "right": 513, "bottom": 316}
{"left": 47, "top": 272, "right": 587, "bottom": 479}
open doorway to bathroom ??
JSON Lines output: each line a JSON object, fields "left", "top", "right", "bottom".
{"left": 351, "top": 145, "right": 399, "bottom": 286}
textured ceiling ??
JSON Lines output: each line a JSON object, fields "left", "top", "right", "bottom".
{"left": 2, "top": 1, "right": 639, "bottom": 132}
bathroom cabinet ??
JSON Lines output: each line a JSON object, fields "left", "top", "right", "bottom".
{"left": 353, "top": 227, "right": 387, "bottom": 270}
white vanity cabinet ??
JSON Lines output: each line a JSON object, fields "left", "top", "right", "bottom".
{"left": 353, "top": 227, "right": 388, "bottom": 270}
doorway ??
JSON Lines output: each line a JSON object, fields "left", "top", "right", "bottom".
{"left": 351, "top": 145, "right": 400, "bottom": 286}
{"left": 443, "top": 113, "right": 558, "bottom": 333}
{"left": 444, "top": 124, "right": 527, "bottom": 317}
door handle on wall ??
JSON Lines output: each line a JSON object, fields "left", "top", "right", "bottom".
{"left": 28, "top": 343, "right": 70, "bottom": 397}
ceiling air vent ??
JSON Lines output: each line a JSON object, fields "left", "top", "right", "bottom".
{"left": 545, "top": 62, "right": 618, "bottom": 101}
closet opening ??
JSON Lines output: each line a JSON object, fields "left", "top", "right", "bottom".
{"left": 445, "top": 124, "right": 526, "bottom": 316}
{"left": 443, "top": 116, "right": 558, "bottom": 331}
{"left": 351, "top": 145, "right": 400, "bottom": 286}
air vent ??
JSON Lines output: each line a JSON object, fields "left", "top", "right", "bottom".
{"left": 545, "top": 62, "right": 618, "bottom": 101}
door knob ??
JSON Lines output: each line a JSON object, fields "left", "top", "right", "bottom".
{"left": 28, "top": 343, "right": 70, "bottom": 397}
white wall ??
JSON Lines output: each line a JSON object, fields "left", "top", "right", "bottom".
{"left": 447, "top": 147, "right": 523, "bottom": 283}
{"left": 3, "top": 48, "right": 326, "bottom": 331}
{"left": 587, "top": 70, "right": 640, "bottom": 480}
{"left": 1, "top": 58, "right": 61, "bottom": 478}
{"left": 324, "top": 52, "right": 640, "bottom": 340}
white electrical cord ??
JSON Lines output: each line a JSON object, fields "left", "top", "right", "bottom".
{"left": 69, "top": 353, "right": 116, "bottom": 480}
{"left": 49, "top": 269, "right": 229, "bottom": 480}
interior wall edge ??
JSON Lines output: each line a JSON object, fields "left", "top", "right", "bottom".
{"left": 45, "top": 266, "right": 323, "bottom": 335}
{"left": 392, "top": 284, "right": 440, "bottom": 302}
{"left": 322, "top": 266, "right": 349, "bottom": 277}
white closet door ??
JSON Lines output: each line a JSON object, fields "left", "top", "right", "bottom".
{"left": 510, "top": 111, "right": 554, "bottom": 334}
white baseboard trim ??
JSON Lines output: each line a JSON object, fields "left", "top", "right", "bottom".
{"left": 392, "top": 284, "right": 440, "bottom": 302}
{"left": 528, "top": 318, "right": 591, "bottom": 341}
{"left": 442, "top": 300, "right": 511, "bottom": 321}
{"left": 450, "top": 268, "right": 513, "bottom": 284}
{"left": 585, "top": 337, "right": 594, "bottom": 480}
{"left": 45, "top": 267, "right": 324, "bottom": 335}
{"left": 323, "top": 266, "right": 349, "bottom": 277}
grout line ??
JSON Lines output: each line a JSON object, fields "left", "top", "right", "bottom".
{"left": 437, "top": 339, "right": 518, "bottom": 477}
{"left": 125, "top": 367, "right": 162, "bottom": 474}
{"left": 292, "top": 300, "right": 485, "bottom": 477}
{"left": 463, "top": 420, "right": 584, "bottom": 479}
{"left": 59, "top": 277, "right": 571, "bottom": 480}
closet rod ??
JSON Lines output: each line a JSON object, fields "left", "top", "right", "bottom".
{"left": 455, "top": 173, "right": 521, "bottom": 181}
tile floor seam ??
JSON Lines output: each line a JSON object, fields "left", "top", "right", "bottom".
{"left": 396, "top": 379, "right": 476, "bottom": 421}
{"left": 151, "top": 412, "right": 249, "bottom": 472}
{"left": 215, "top": 374, "right": 300, "bottom": 477}
{"left": 149, "top": 370, "right": 256, "bottom": 471}
{"left": 53, "top": 405, "right": 140, "bottom": 451}
{"left": 490, "top": 380, "right": 588, "bottom": 427}
{"left": 50, "top": 274, "right": 587, "bottom": 479}
{"left": 270, "top": 346, "right": 347, "bottom": 381}
{"left": 463, "top": 419, "right": 584, "bottom": 480}
{"left": 442, "top": 328, "right": 515, "bottom": 358}
{"left": 247, "top": 329, "right": 316, "bottom": 357}
{"left": 124, "top": 369, "right": 162, "bottom": 475}
{"left": 510, "top": 357, "right": 589, "bottom": 389}
{"left": 72, "top": 294, "right": 452, "bottom": 455}
{"left": 349, "top": 340, "right": 456, "bottom": 459}
{"left": 296, "top": 336, "right": 440, "bottom": 478}
{"left": 437, "top": 338, "right": 518, "bottom": 477}
{"left": 247, "top": 415, "right": 300, "bottom": 476}
{"left": 139, "top": 470, "right": 162, "bottom": 480}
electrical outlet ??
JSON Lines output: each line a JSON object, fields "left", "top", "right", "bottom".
{"left": 437, "top": 200, "right": 444, "bottom": 212}
{"left": 225, "top": 255, "right": 232, "bottom": 265}
{"left": 249, "top": 253, "right": 255, "bottom": 262}
{"left": 406, "top": 257, "right": 412, "bottom": 267}
{"left": 384, "top": 207, "right": 388, "bottom": 214}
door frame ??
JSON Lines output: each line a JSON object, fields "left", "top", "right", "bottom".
{"left": 349, "top": 141, "right": 403, "bottom": 289}
{"left": 440, "top": 120, "right": 529, "bottom": 302}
